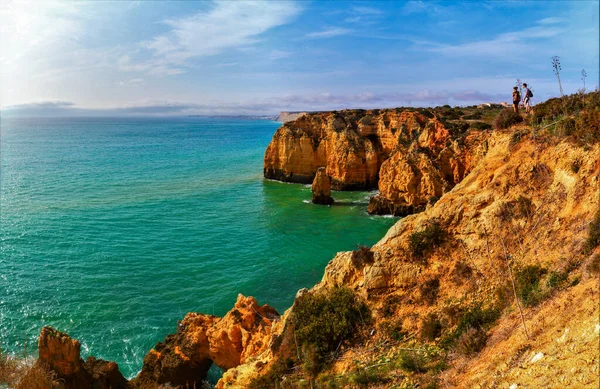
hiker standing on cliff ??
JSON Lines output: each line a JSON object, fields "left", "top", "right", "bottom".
{"left": 522, "top": 83, "right": 532, "bottom": 114}
{"left": 512, "top": 86, "right": 521, "bottom": 113}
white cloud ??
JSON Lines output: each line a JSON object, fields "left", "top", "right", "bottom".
{"left": 135, "top": 0, "right": 301, "bottom": 75}
{"left": 537, "top": 17, "right": 563, "bottom": 25}
{"left": 305, "top": 27, "right": 352, "bottom": 39}
{"left": 429, "top": 24, "right": 565, "bottom": 58}
{"left": 0, "top": 0, "right": 85, "bottom": 66}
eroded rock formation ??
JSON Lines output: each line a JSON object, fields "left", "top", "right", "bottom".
{"left": 133, "top": 294, "right": 279, "bottom": 388}
{"left": 311, "top": 167, "right": 334, "bottom": 205}
{"left": 37, "top": 326, "right": 128, "bottom": 389}
{"left": 264, "top": 109, "right": 490, "bottom": 215}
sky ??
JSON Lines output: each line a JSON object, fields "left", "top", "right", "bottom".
{"left": 1, "top": 0, "right": 598, "bottom": 116}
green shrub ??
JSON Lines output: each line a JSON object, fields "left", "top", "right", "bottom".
{"left": 247, "top": 358, "right": 294, "bottom": 389}
{"left": 398, "top": 350, "right": 428, "bottom": 373}
{"left": 493, "top": 108, "right": 523, "bottom": 130}
{"left": 546, "top": 270, "right": 568, "bottom": 289}
{"left": 441, "top": 305, "right": 500, "bottom": 349}
{"left": 292, "top": 287, "right": 371, "bottom": 376}
{"left": 348, "top": 367, "right": 389, "bottom": 387}
{"left": 409, "top": 220, "right": 447, "bottom": 259}
{"left": 573, "top": 108, "right": 600, "bottom": 144}
{"left": 515, "top": 265, "right": 547, "bottom": 307}
{"left": 359, "top": 115, "right": 373, "bottom": 126}
{"left": 555, "top": 117, "right": 576, "bottom": 136}
{"left": 470, "top": 121, "right": 492, "bottom": 131}
{"left": 583, "top": 209, "right": 600, "bottom": 255}
{"left": 351, "top": 245, "right": 374, "bottom": 268}
{"left": 463, "top": 112, "right": 483, "bottom": 120}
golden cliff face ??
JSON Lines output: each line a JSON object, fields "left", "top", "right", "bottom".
{"left": 231, "top": 130, "right": 600, "bottom": 388}
{"left": 264, "top": 109, "right": 490, "bottom": 214}
{"left": 264, "top": 110, "right": 427, "bottom": 190}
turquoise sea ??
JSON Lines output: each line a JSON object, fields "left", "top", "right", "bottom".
{"left": 0, "top": 117, "right": 395, "bottom": 379}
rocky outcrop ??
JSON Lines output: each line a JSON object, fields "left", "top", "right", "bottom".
{"left": 133, "top": 294, "right": 279, "bottom": 388}
{"left": 311, "top": 167, "right": 334, "bottom": 205}
{"left": 264, "top": 109, "right": 490, "bottom": 214}
{"left": 37, "top": 326, "right": 128, "bottom": 389}
{"left": 36, "top": 296, "right": 278, "bottom": 389}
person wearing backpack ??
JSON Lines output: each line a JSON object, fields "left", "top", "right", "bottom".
{"left": 523, "top": 83, "right": 533, "bottom": 114}
{"left": 512, "top": 86, "right": 521, "bottom": 113}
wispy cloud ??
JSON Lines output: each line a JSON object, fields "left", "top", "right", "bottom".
{"left": 5, "top": 100, "right": 75, "bottom": 110}
{"left": 305, "top": 27, "right": 352, "bottom": 39}
{"left": 344, "top": 5, "right": 383, "bottom": 24}
{"left": 402, "top": 1, "right": 451, "bottom": 16}
{"left": 537, "top": 17, "right": 563, "bottom": 25}
{"left": 428, "top": 23, "right": 565, "bottom": 58}
{"left": 130, "top": 0, "right": 300, "bottom": 75}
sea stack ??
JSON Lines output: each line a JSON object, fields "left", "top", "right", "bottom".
{"left": 311, "top": 167, "right": 334, "bottom": 205}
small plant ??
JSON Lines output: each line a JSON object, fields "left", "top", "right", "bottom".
{"left": 246, "top": 358, "right": 294, "bottom": 389}
{"left": 409, "top": 220, "right": 447, "bottom": 259}
{"left": 455, "top": 326, "right": 487, "bottom": 356}
{"left": 515, "top": 265, "right": 547, "bottom": 307}
{"left": 452, "top": 262, "right": 473, "bottom": 284}
{"left": 555, "top": 117, "right": 576, "bottom": 136}
{"left": 587, "top": 254, "right": 600, "bottom": 275}
{"left": 546, "top": 270, "right": 568, "bottom": 289}
{"left": 441, "top": 305, "right": 500, "bottom": 349}
{"left": 516, "top": 195, "right": 533, "bottom": 218}
{"left": 583, "top": 208, "right": 600, "bottom": 255}
{"left": 359, "top": 115, "right": 373, "bottom": 126}
{"left": 551, "top": 56, "right": 564, "bottom": 96}
{"left": 381, "top": 294, "right": 402, "bottom": 318}
{"left": 379, "top": 318, "right": 407, "bottom": 341}
{"left": 0, "top": 349, "right": 58, "bottom": 389}
{"left": 498, "top": 196, "right": 533, "bottom": 221}
{"left": 571, "top": 158, "right": 582, "bottom": 173}
{"left": 351, "top": 245, "right": 374, "bottom": 268}
{"left": 292, "top": 286, "right": 371, "bottom": 376}
{"left": 398, "top": 349, "right": 428, "bottom": 373}
{"left": 419, "top": 278, "right": 441, "bottom": 305}
{"left": 420, "top": 313, "right": 443, "bottom": 341}
{"left": 493, "top": 108, "right": 524, "bottom": 130}
{"left": 349, "top": 367, "right": 389, "bottom": 387}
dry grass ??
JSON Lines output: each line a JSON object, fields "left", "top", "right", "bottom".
{"left": 0, "top": 350, "right": 58, "bottom": 389}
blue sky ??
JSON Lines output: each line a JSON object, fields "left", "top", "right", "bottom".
{"left": 1, "top": 0, "right": 598, "bottom": 116}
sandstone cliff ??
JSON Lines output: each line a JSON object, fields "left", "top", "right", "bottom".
{"left": 233, "top": 120, "right": 600, "bottom": 388}
{"left": 264, "top": 108, "right": 493, "bottom": 215}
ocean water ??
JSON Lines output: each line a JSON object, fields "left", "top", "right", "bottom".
{"left": 0, "top": 117, "right": 396, "bottom": 379}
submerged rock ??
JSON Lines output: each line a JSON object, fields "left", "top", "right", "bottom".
{"left": 311, "top": 167, "right": 334, "bottom": 205}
